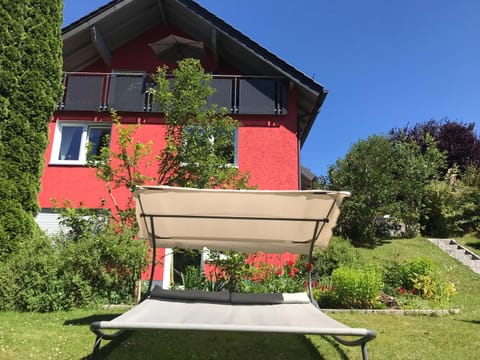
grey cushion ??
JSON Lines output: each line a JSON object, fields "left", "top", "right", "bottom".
{"left": 150, "top": 286, "right": 231, "bottom": 303}
{"left": 230, "top": 292, "right": 285, "bottom": 304}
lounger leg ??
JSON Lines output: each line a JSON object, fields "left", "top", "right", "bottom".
{"left": 91, "top": 335, "right": 103, "bottom": 360}
{"left": 361, "top": 343, "right": 369, "bottom": 360}
{"left": 332, "top": 333, "right": 375, "bottom": 360}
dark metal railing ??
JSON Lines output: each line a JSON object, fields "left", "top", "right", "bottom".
{"left": 58, "top": 72, "right": 288, "bottom": 115}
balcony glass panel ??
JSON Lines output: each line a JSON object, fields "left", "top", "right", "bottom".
{"left": 276, "top": 80, "right": 288, "bottom": 115}
{"left": 238, "top": 78, "right": 275, "bottom": 114}
{"left": 147, "top": 78, "right": 174, "bottom": 112}
{"left": 59, "top": 73, "right": 287, "bottom": 115}
{"left": 207, "top": 78, "right": 233, "bottom": 112}
{"left": 64, "top": 76, "right": 104, "bottom": 111}
{"left": 108, "top": 74, "right": 146, "bottom": 111}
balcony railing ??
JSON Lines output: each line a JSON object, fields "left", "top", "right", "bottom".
{"left": 58, "top": 72, "right": 288, "bottom": 115}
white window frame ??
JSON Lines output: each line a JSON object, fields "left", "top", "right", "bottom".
{"left": 162, "top": 247, "right": 228, "bottom": 289}
{"left": 50, "top": 121, "right": 112, "bottom": 165}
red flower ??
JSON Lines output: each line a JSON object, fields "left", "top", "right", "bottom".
{"left": 289, "top": 271, "right": 295, "bottom": 278}
{"left": 286, "top": 259, "right": 295, "bottom": 267}
{"left": 305, "top": 262, "right": 314, "bottom": 271}
{"left": 275, "top": 269, "right": 283, "bottom": 276}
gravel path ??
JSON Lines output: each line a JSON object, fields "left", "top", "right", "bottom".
{"left": 429, "top": 238, "right": 480, "bottom": 275}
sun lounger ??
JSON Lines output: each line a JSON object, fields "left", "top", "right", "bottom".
{"left": 90, "top": 186, "right": 376, "bottom": 359}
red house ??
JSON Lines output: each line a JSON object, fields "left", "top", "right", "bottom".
{"left": 37, "top": 0, "right": 327, "bottom": 287}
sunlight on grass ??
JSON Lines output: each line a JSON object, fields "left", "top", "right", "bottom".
{"left": 0, "top": 238, "right": 479, "bottom": 359}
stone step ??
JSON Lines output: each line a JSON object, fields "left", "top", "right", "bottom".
{"left": 429, "top": 238, "right": 480, "bottom": 275}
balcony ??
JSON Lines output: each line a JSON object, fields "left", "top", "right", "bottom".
{"left": 58, "top": 72, "right": 288, "bottom": 115}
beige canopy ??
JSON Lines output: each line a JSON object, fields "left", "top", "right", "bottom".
{"left": 91, "top": 186, "right": 376, "bottom": 360}
{"left": 134, "top": 186, "right": 350, "bottom": 255}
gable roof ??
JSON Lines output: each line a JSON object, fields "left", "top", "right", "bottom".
{"left": 62, "top": 0, "right": 327, "bottom": 145}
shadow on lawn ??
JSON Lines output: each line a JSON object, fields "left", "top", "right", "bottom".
{"left": 80, "top": 330, "right": 335, "bottom": 360}
{"left": 80, "top": 332, "right": 131, "bottom": 360}
{"left": 65, "top": 315, "right": 347, "bottom": 360}
{"left": 458, "top": 319, "right": 480, "bottom": 325}
{"left": 64, "top": 313, "right": 123, "bottom": 326}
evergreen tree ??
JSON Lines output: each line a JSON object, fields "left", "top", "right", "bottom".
{"left": 0, "top": 1, "right": 63, "bottom": 256}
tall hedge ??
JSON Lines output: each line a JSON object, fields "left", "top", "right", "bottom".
{"left": 0, "top": 1, "right": 63, "bottom": 256}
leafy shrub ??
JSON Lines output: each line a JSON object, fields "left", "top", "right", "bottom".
{"left": 312, "top": 278, "right": 336, "bottom": 308}
{"left": 179, "top": 239, "right": 362, "bottom": 296}
{"left": 239, "top": 259, "right": 306, "bottom": 294}
{"left": 315, "top": 237, "right": 362, "bottom": 276}
{"left": 0, "top": 231, "right": 90, "bottom": 312}
{"left": 0, "top": 209, "right": 148, "bottom": 312}
{"left": 182, "top": 252, "right": 308, "bottom": 294}
{"left": 331, "top": 264, "right": 384, "bottom": 309}
{"left": 178, "top": 265, "right": 208, "bottom": 290}
{"left": 205, "top": 251, "right": 251, "bottom": 292}
{"left": 413, "top": 271, "right": 457, "bottom": 308}
{"left": 384, "top": 257, "right": 434, "bottom": 291}
{"left": 384, "top": 257, "right": 457, "bottom": 308}
{"left": 56, "top": 208, "right": 148, "bottom": 305}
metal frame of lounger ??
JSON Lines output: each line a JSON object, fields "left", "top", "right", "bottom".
{"left": 90, "top": 186, "right": 376, "bottom": 359}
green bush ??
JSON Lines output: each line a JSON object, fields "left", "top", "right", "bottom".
{"left": 412, "top": 270, "right": 457, "bottom": 308}
{"left": 0, "top": 232, "right": 89, "bottom": 312}
{"left": 0, "top": 209, "right": 148, "bottom": 312}
{"left": 240, "top": 261, "right": 306, "bottom": 294}
{"left": 315, "top": 237, "right": 361, "bottom": 276}
{"left": 331, "top": 264, "right": 384, "bottom": 309}
{"left": 186, "top": 252, "right": 307, "bottom": 294}
{"left": 384, "top": 257, "right": 434, "bottom": 291}
{"left": 56, "top": 208, "right": 148, "bottom": 305}
{"left": 423, "top": 169, "right": 480, "bottom": 237}
{"left": 312, "top": 277, "right": 336, "bottom": 308}
{"left": 178, "top": 265, "right": 208, "bottom": 291}
{"left": 384, "top": 256, "right": 457, "bottom": 308}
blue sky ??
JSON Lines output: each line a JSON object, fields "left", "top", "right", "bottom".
{"left": 63, "top": 0, "right": 480, "bottom": 177}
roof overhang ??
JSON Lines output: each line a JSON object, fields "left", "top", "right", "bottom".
{"left": 62, "top": 0, "right": 327, "bottom": 145}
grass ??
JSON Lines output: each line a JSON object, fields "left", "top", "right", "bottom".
{"left": 1, "top": 237, "right": 479, "bottom": 359}
{"left": 307, "top": 237, "right": 480, "bottom": 359}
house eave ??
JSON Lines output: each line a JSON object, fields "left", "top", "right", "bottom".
{"left": 62, "top": 0, "right": 327, "bottom": 145}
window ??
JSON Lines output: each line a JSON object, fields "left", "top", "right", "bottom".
{"left": 50, "top": 122, "right": 111, "bottom": 165}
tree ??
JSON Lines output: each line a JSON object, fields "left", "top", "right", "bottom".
{"left": 152, "top": 58, "right": 251, "bottom": 189}
{"left": 87, "top": 110, "right": 154, "bottom": 226}
{"left": 390, "top": 119, "right": 480, "bottom": 173}
{"left": 423, "top": 166, "right": 480, "bottom": 237}
{"left": 328, "top": 136, "right": 398, "bottom": 246}
{"left": 328, "top": 134, "right": 445, "bottom": 245}
{"left": 90, "top": 59, "right": 252, "bottom": 224}
{"left": 0, "top": 1, "right": 63, "bottom": 256}
{"left": 89, "top": 59, "right": 253, "bottom": 287}
{"left": 389, "top": 118, "right": 480, "bottom": 237}
{"left": 390, "top": 135, "right": 445, "bottom": 237}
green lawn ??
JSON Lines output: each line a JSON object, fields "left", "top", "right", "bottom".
{"left": 1, "top": 237, "right": 479, "bottom": 359}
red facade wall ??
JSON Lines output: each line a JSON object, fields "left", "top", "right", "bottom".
{"left": 39, "top": 23, "right": 300, "bottom": 282}
{"left": 41, "top": 23, "right": 299, "bottom": 208}
{"left": 40, "top": 115, "right": 167, "bottom": 209}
